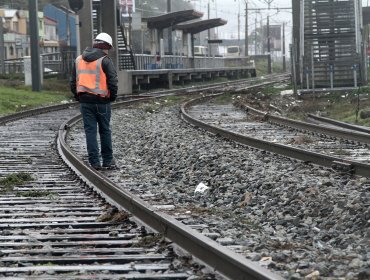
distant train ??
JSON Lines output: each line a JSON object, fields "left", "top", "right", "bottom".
{"left": 225, "top": 46, "right": 242, "bottom": 57}
{"left": 194, "top": 46, "right": 208, "bottom": 56}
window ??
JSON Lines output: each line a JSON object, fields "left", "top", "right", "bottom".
{"left": 13, "top": 22, "right": 18, "bottom": 32}
{"left": 9, "top": 46, "right": 14, "bottom": 56}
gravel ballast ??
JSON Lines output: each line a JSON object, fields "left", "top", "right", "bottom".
{"left": 68, "top": 100, "right": 370, "bottom": 279}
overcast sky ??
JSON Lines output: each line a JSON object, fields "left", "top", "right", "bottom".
{"left": 190, "top": 0, "right": 368, "bottom": 40}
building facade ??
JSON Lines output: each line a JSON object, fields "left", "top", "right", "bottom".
{"left": 43, "top": 4, "right": 77, "bottom": 51}
{"left": 1, "top": 7, "right": 60, "bottom": 60}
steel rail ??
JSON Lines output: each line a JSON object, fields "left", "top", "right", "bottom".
{"left": 57, "top": 102, "right": 282, "bottom": 280}
{"left": 0, "top": 74, "right": 289, "bottom": 280}
{"left": 181, "top": 97, "right": 370, "bottom": 178}
{"left": 0, "top": 103, "right": 78, "bottom": 125}
{"left": 237, "top": 105, "right": 370, "bottom": 144}
{"left": 307, "top": 113, "right": 370, "bottom": 134}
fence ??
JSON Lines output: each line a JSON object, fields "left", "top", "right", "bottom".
{"left": 1, "top": 53, "right": 255, "bottom": 76}
{"left": 135, "top": 54, "right": 253, "bottom": 70}
{"left": 0, "top": 51, "right": 76, "bottom": 76}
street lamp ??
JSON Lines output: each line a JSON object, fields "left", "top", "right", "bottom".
{"left": 68, "top": 0, "right": 84, "bottom": 13}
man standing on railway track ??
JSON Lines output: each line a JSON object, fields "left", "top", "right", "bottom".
{"left": 70, "top": 32, "right": 118, "bottom": 170}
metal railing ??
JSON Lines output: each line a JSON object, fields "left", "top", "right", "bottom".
{"left": 0, "top": 53, "right": 255, "bottom": 75}
{"left": 134, "top": 54, "right": 254, "bottom": 70}
{"left": 0, "top": 52, "right": 74, "bottom": 75}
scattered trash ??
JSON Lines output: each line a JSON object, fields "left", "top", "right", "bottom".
{"left": 239, "top": 191, "right": 252, "bottom": 207}
{"left": 312, "top": 226, "right": 320, "bottom": 233}
{"left": 194, "top": 182, "right": 209, "bottom": 194}
{"left": 153, "top": 205, "right": 175, "bottom": 210}
{"left": 259, "top": 256, "right": 273, "bottom": 267}
{"left": 280, "top": 89, "right": 293, "bottom": 96}
{"left": 305, "top": 270, "right": 320, "bottom": 279}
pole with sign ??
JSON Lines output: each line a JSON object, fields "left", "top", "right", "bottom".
{"left": 68, "top": 0, "right": 83, "bottom": 56}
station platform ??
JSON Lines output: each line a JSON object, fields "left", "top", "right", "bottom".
{"left": 118, "top": 66, "right": 257, "bottom": 95}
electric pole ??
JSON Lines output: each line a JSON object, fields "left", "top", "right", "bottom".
{"left": 0, "top": 16, "right": 4, "bottom": 74}
{"left": 167, "top": 0, "right": 172, "bottom": 54}
{"left": 245, "top": 1, "right": 248, "bottom": 56}
{"left": 254, "top": 14, "right": 257, "bottom": 55}
{"left": 237, "top": 0, "right": 240, "bottom": 43}
{"left": 248, "top": 6, "right": 291, "bottom": 72}
{"left": 265, "top": 0, "right": 272, "bottom": 74}
{"left": 283, "top": 21, "right": 286, "bottom": 71}
{"left": 29, "top": 0, "right": 41, "bottom": 91}
{"left": 208, "top": 1, "right": 211, "bottom": 56}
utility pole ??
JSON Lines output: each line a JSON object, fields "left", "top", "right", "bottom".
{"left": 75, "top": 13, "right": 80, "bottom": 55}
{"left": 208, "top": 1, "right": 211, "bottom": 56}
{"left": 283, "top": 21, "right": 286, "bottom": 71}
{"left": 0, "top": 16, "right": 4, "bottom": 74}
{"left": 245, "top": 1, "right": 248, "bottom": 56}
{"left": 71, "top": 0, "right": 91, "bottom": 52}
{"left": 67, "top": 0, "right": 84, "bottom": 56}
{"left": 264, "top": 0, "right": 273, "bottom": 73}
{"left": 267, "top": 1, "right": 271, "bottom": 73}
{"left": 167, "top": 0, "right": 172, "bottom": 54}
{"left": 65, "top": 7, "right": 70, "bottom": 47}
{"left": 238, "top": 9, "right": 240, "bottom": 42}
{"left": 29, "top": 0, "right": 41, "bottom": 91}
{"left": 249, "top": 5, "right": 292, "bottom": 77}
{"left": 255, "top": 14, "right": 257, "bottom": 55}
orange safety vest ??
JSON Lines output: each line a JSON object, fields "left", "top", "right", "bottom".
{"left": 75, "top": 55, "right": 109, "bottom": 97}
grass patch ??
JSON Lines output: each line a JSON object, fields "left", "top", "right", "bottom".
{"left": 213, "top": 93, "right": 234, "bottom": 104}
{"left": 286, "top": 91, "right": 370, "bottom": 126}
{"left": 286, "top": 135, "right": 314, "bottom": 145}
{"left": 0, "top": 78, "right": 72, "bottom": 116}
{"left": 134, "top": 234, "right": 163, "bottom": 248}
{"left": 142, "top": 95, "right": 190, "bottom": 113}
{"left": 0, "top": 185, "right": 14, "bottom": 194}
{"left": 239, "top": 218, "right": 260, "bottom": 229}
{"left": 162, "top": 95, "right": 188, "bottom": 106}
{"left": 333, "top": 149, "right": 351, "bottom": 156}
{"left": 173, "top": 77, "right": 229, "bottom": 89}
{"left": 255, "top": 59, "right": 268, "bottom": 76}
{"left": 0, "top": 172, "right": 34, "bottom": 194}
{"left": 17, "top": 190, "right": 57, "bottom": 198}
{"left": 0, "top": 172, "right": 34, "bottom": 187}
{"left": 0, "top": 73, "right": 23, "bottom": 80}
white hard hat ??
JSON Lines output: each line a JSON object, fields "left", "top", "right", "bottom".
{"left": 95, "top": 32, "right": 113, "bottom": 47}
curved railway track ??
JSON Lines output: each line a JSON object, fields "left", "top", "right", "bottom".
{"left": 182, "top": 95, "right": 370, "bottom": 177}
{"left": 0, "top": 107, "right": 211, "bottom": 279}
{"left": 67, "top": 83, "right": 368, "bottom": 278}
{"left": 0, "top": 75, "right": 291, "bottom": 280}
{"left": 1, "top": 75, "right": 369, "bottom": 279}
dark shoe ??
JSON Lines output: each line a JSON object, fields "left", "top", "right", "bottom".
{"left": 91, "top": 165, "right": 102, "bottom": 171}
{"left": 103, "top": 160, "right": 118, "bottom": 170}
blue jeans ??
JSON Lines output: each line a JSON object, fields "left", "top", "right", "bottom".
{"left": 80, "top": 103, "right": 113, "bottom": 167}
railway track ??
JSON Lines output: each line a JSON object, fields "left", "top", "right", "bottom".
{"left": 0, "top": 75, "right": 291, "bottom": 280}
{"left": 182, "top": 94, "right": 370, "bottom": 177}
{"left": 0, "top": 75, "right": 366, "bottom": 279}
{"left": 66, "top": 80, "right": 368, "bottom": 278}
{"left": 1, "top": 107, "right": 214, "bottom": 279}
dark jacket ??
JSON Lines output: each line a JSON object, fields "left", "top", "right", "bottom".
{"left": 70, "top": 47, "right": 118, "bottom": 103}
